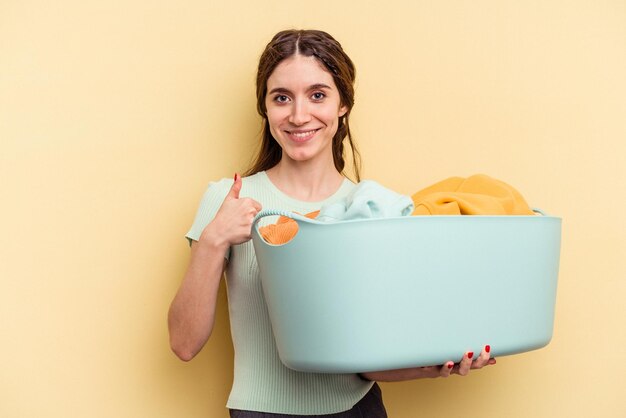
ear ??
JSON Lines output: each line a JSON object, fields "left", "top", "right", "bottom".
{"left": 338, "top": 104, "right": 348, "bottom": 118}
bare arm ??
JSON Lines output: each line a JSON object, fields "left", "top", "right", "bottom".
{"left": 167, "top": 234, "right": 228, "bottom": 361}
{"left": 167, "top": 174, "right": 261, "bottom": 361}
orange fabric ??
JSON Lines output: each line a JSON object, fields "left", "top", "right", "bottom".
{"left": 259, "top": 210, "right": 319, "bottom": 245}
{"left": 411, "top": 174, "right": 534, "bottom": 215}
{"left": 259, "top": 175, "right": 534, "bottom": 244}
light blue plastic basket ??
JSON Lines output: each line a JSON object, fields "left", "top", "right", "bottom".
{"left": 252, "top": 210, "right": 561, "bottom": 373}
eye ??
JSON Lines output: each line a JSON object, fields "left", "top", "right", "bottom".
{"left": 311, "top": 92, "right": 326, "bottom": 101}
{"left": 273, "top": 95, "right": 290, "bottom": 103}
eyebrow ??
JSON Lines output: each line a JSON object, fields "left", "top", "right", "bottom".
{"left": 268, "top": 83, "right": 333, "bottom": 95}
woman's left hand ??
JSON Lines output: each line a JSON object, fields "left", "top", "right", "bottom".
{"left": 360, "top": 345, "right": 496, "bottom": 382}
{"left": 440, "top": 345, "right": 496, "bottom": 378}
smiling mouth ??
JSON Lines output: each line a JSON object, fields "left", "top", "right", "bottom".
{"left": 285, "top": 128, "right": 321, "bottom": 142}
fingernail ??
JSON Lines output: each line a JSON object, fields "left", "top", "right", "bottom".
{"left": 447, "top": 363, "right": 454, "bottom": 369}
{"left": 485, "top": 345, "right": 491, "bottom": 353}
{"left": 234, "top": 173, "right": 238, "bottom": 181}
{"left": 467, "top": 352, "right": 474, "bottom": 359}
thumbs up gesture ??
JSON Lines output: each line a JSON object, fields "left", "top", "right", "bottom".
{"left": 200, "top": 174, "right": 263, "bottom": 249}
{"left": 224, "top": 172, "right": 244, "bottom": 200}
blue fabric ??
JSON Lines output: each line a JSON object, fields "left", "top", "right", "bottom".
{"left": 317, "top": 180, "right": 413, "bottom": 222}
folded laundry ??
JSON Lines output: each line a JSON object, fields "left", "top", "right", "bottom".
{"left": 259, "top": 174, "right": 535, "bottom": 244}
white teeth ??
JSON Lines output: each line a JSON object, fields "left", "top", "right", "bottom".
{"left": 291, "top": 130, "right": 316, "bottom": 138}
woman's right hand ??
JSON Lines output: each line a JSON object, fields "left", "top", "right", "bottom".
{"left": 200, "top": 173, "right": 262, "bottom": 250}
{"left": 168, "top": 174, "right": 262, "bottom": 361}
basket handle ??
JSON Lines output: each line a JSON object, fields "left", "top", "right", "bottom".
{"left": 253, "top": 209, "right": 313, "bottom": 224}
{"left": 252, "top": 209, "right": 319, "bottom": 238}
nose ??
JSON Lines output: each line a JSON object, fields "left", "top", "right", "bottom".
{"left": 288, "top": 99, "right": 311, "bottom": 126}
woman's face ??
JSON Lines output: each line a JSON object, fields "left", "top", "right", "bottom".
{"left": 265, "top": 54, "right": 347, "bottom": 166}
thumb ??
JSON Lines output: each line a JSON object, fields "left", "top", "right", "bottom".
{"left": 226, "top": 173, "right": 242, "bottom": 200}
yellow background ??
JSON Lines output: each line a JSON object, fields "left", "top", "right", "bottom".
{"left": 2, "top": 1, "right": 625, "bottom": 417}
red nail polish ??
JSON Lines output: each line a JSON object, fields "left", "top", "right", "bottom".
{"left": 234, "top": 173, "right": 238, "bottom": 181}
{"left": 447, "top": 363, "right": 453, "bottom": 369}
{"left": 485, "top": 345, "right": 491, "bottom": 353}
{"left": 467, "top": 352, "right": 474, "bottom": 359}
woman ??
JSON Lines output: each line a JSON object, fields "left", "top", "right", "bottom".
{"left": 168, "top": 29, "right": 495, "bottom": 417}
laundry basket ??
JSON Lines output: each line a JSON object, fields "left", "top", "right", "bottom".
{"left": 251, "top": 210, "right": 561, "bottom": 373}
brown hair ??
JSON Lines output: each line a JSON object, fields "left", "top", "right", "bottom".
{"left": 243, "top": 29, "right": 361, "bottom": 181}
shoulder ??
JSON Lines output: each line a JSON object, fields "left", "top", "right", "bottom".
{"left": 186, "top": 177, "right": 233, "bottom": 243}
{"left": 195, "top": 172, "right": 268, "bottom": 203}
{"left": 197, "top": 177, "right": 233, "bottom": 203}
{"left": 239, "top": 171, "right": 270, "bottom": 198}
{"left": 241, "top": 171, "right": 268, "bottom": 187}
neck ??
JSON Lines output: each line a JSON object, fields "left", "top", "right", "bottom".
{"left": 266, "top": 158, "right": 345, "bottom": 202}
